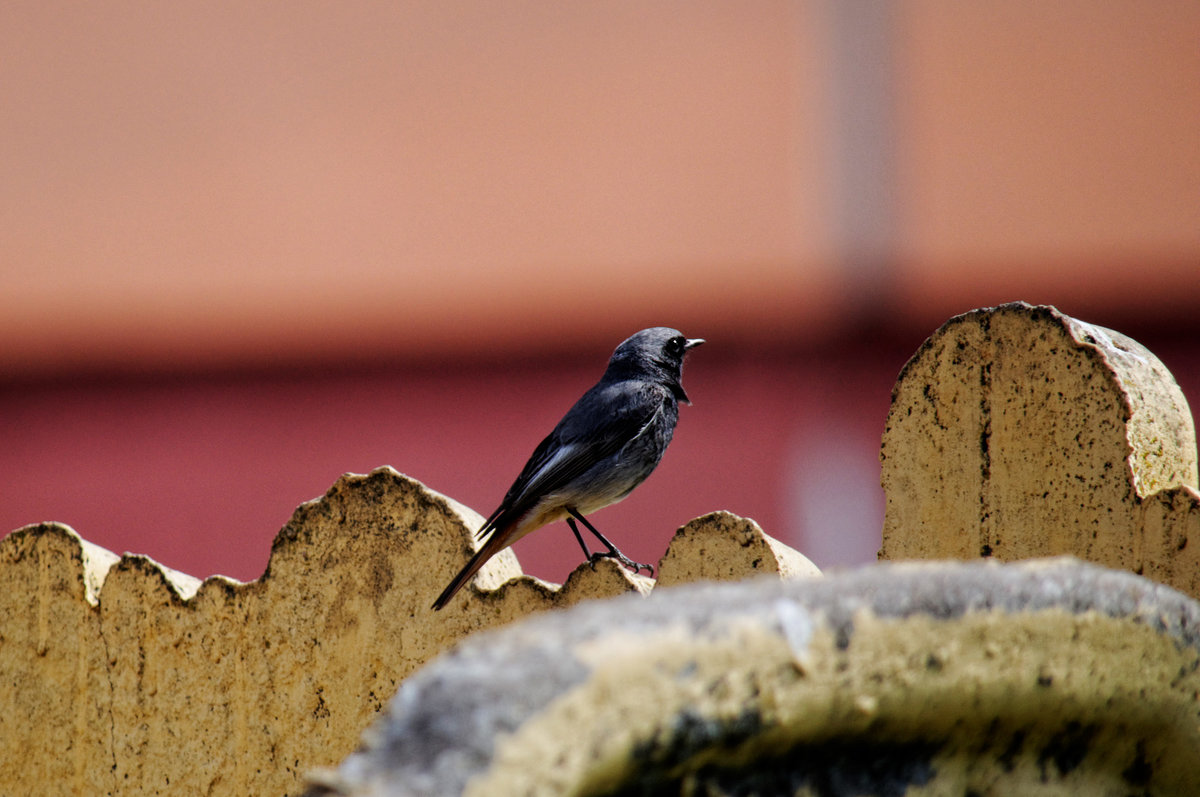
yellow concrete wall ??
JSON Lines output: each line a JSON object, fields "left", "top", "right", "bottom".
{"left": 880, "top": 302, "right": 1200, "bottom": 599}
{"left": 0, "top": 470, "right": 812, "bottom": 796}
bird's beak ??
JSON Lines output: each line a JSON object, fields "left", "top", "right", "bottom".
{"left": 684, "top": 338, "right": 705, "bottom": 350}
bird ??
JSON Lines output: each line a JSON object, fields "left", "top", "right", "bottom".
{"left": 432, "top": 327, "right": 704, "bottom": 610}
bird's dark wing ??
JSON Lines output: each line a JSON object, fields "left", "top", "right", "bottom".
{"left": 476, "top": 380, "right": 667, "bottom": 540}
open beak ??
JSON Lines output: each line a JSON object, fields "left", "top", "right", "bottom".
{"left": 684, "top": 338, "right": 705, "bottom": 350}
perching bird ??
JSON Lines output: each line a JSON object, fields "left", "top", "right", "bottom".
{"left": 432, "top": 327, "right": 704, "bottom": 610}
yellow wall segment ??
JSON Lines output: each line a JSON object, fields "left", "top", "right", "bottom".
{"left": 0, "top": 471, "right": 807, "bottom": 796}
{"left": 880, "top": 302, "right": 1200, "bottom": 599}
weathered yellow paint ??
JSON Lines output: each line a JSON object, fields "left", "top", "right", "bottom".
{"left": 0, "top": 468, "right": 802, "bottom": 796}
{"left": 880, "top": 302, "right": 1200, "bottom": 600}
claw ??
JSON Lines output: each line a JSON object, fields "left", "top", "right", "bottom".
{"left": 588, "top": 549, "right": 653, "bottom": 576}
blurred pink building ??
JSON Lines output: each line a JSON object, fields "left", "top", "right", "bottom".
{"left": 3, "top": 3, "right": 1198, "bottom": 584}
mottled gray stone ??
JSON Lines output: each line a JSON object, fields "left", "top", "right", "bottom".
{"left": 306, "top": 558, "right": 1200, "bottom": 796}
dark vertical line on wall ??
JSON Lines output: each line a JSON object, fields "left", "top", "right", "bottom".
{"left": 979, "top": 361, "right": 994, "bottom": 557}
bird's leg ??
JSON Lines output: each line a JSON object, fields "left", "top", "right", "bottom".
{"left": 565, "top": 518, "right": 594, "bottom": 565}
{"left": 565, "top": 508, "right": 654, "bottom": 576}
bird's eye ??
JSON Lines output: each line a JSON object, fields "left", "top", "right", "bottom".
{"left": 666, "top": 337, "right": 684, "bottom": 356}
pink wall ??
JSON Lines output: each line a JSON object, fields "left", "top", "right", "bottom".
{"left": 0, "top": 338, "right": 899, "bottom": 583}
{"left": 5, "top": 327, "right": 1197, "bottom": 585}
{"left": 3, "top": 4, "right": 1198, "bottom": 586}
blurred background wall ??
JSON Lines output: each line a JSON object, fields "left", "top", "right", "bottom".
{"left": 3, "top": 1, "right": 1198, "bottom": 583}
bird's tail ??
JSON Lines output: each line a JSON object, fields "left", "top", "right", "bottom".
{"left": 431, "top": 526, "right": 512, "bottom": 611}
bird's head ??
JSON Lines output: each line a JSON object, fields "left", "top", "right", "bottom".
{"left": 607, "top": 327, "right": 704, "bottom": 402}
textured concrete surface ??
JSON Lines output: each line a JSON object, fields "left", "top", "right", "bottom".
{"left": 304, "top": 558, "right": 1200, "bottom": 797}
{"left": 880, "top": 302, "right": 1200, "bottom": 599}
{"left": 655, "top": 510, "right": 820, "bottom": 587}
{"left": 0, "top": 467, "right": 805, "bottom": 796}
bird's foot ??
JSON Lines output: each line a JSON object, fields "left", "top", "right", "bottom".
{"left": 588, "top": 550, "right": 654, "bottom": 577}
